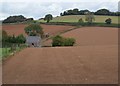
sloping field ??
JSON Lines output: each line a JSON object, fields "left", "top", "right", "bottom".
{"left": 39, "top": 15, "right": 119, "bottom": 24}
{"left": 62, "top": 27, "right": 118, "bottom": 46}
{"left": 2, "top": 24, "right": 74, "bottom": 36}
{"left": 3, "top": 45, "right": 118, "bottom": 84}
{"left": 44, "top": 27, "right": 118, "bottom": 46}
{"left": 3, "top": 26, "right": 118, "bottom": 84}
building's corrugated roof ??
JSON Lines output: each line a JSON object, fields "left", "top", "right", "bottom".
{"left": 26, "top": 36, "right": 41, "bottom": 43}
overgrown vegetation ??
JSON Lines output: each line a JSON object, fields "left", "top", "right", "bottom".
{"left": 2, "top": 30, "right": 26, "bottom": 58}
{"left": 52, "top": 35, "right": 76, "bottom": 47}
{"left": 2, "top": 34, "right": 26, "bottom": 44}
{"left": 24, "top": 24, "right": 44, "bottom": 37}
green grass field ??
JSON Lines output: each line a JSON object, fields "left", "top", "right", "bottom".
{"left": 38, "top": 15, "right": 119, "bottom": 24}
{"left": 0, "top": 47, "right": 23, "bottom": 59}
{"left": 0, "top": 48, "right": 11, "bottom": 58}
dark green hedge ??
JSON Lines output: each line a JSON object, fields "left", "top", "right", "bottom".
{"left": 52, "top": 35, "right": 76, "bottom": 47}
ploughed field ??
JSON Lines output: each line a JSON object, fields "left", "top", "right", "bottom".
{"left": 62, "top": 27, "right": 118, "bottom": 46}
{"left": 2, "top": 26, "right": 118, "bottom": 84}
{"left": 44, "top": 27, "right": 118, "bottom": 46}
{"left": 2, "top": 24, "right": 74, "bottom": 36}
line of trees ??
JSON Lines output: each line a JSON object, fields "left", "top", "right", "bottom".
{"left": 3, "top": 15, "right": 34, "bottom": 23}
{"left": 60, "top": 8, "right": 120, "bottom": 16}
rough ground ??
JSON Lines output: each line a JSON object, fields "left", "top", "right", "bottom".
{"left": 2, "top": 27, "right": 118, "bottom": 84}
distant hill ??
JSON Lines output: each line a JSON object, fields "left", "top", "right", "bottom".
{"left": 60, "top": 8, "right": 120, "bottom": 16}
{"left": 3, "top": 15, "right": 34, "bottom": 23}
{"left": 38, "top": 15, "right": 119, "bottom": 24}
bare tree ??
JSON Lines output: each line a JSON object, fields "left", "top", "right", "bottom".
{"left": 85, "top": 12, "right": 95, "bottom": 24}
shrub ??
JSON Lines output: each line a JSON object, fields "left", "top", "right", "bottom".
{"left": 78, "top": 18, "right": 84, "bottom": 24}
{"left": 2, "top": 30, "right": 8, "bottom": 42}
{"left": 52, "top": 35, "right": 76, "bottom": 47}
{"left": 4, "top": 34, "right": 26, "bottom": 44}
{"left": 105, "top": 18, "right": 112, "bottom": 24}
{"left": 63, "top": 38, "right": 76, "bottom": 46}
{"left": 24, "top": 24, "right": 44, "bottom": 36}
{"left": 16, "top": 34, "right": 26, "bottom": 43}
{"left": 52, "top": 35, "right": 64, "bottom": 47}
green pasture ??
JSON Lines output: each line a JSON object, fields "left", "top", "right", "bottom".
{"left": 38, "top": 15, "right": 119, "bottom": 24}
{"left": 0, "top": 45, "right": 26, "bottom": 59}
{"left": 0, "top": 48, "right": 11, "bottom": 58}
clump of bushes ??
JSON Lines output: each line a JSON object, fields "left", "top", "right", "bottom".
{"left": 63, "top": 38, "right": 76, "bottom": 46}
{"left": 78, "top": 18, "right": 84, "bottom": 25}
{"left": 2, "top": 32, "right": 26, "bottom": 44}
{"left": 24, "top": 24, "right": 44, "bottom": 37}
{"left": 52, "top": 35, "right": 76, "bottom": 47}
{"left": 105, "top": 18, "right": 112, "bottom": 24}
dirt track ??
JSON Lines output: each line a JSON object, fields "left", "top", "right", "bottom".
{"left": 2, "top": 27, "right": 118, "bottom": 84}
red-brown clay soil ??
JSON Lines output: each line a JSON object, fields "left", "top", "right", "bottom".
{"left": 3, "top": 46, "right": 118, "bottom": 84}
{"left": 2, "top": 24, "right": 74, "bottom": 36}
{"left": 2, "top": 24, "right": 27, "bottom": 36}
{"left": 2, "top": 27, "right": 118, "bottom": 84}
{"left": 44, "top": 27, "right": 118, "bottom": 46}
{"left": 62, "top": 27, "right": 118, "bottom": 46}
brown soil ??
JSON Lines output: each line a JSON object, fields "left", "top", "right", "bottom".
{"left": 2, "top": 27, "right": 118, "bottom": 84}
{"left": 44, "top": 27, "right": 118, "bottom": 46}
{"left": 2, "top": 24, "right": 74, "bottom": 36}
{"left": 3, "top": 46, "right": 118, "bottom": 84}
{"left": 62, "top": 27, "right": 118, "bottom": 46}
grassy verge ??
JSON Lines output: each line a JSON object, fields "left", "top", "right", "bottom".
{"left": 1, "top": 44, "right": 27, "bottom": 60}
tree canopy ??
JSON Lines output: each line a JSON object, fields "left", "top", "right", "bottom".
{"left": 3, "top": 15, "right": 26, "bottom": 23}
{"left": 44, "top": 14, "right": 53, "bottom": 23}
{"left": 24, "top": 24, "right": 44, "bottom": 36}
{"left": 94, "top": 9, "right": 110, "bottom": 15}
{"left": 60, "top": 8, "right": 120, "bottom": 16}
{"left": 105, "top": 18, "right": 112, "bottom": 24}
{"left": 3, "top": 15, "right": 34, "bottom": 23}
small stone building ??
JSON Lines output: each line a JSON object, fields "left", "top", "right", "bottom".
{"left": 26, "top": 36, "right": 41, "bottom": 47}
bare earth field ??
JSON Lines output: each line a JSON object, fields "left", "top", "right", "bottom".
{"left": 62, "top": 27, "right": 118, "bottom": 46}
{"left": 2, "top": 24, "right": 74, "bottom": 36}
{"left": 2, "top": 27, "right": 118, "bottom": 84}
{"left": 44, "top": 27, "right": 118, "bottom": 46}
